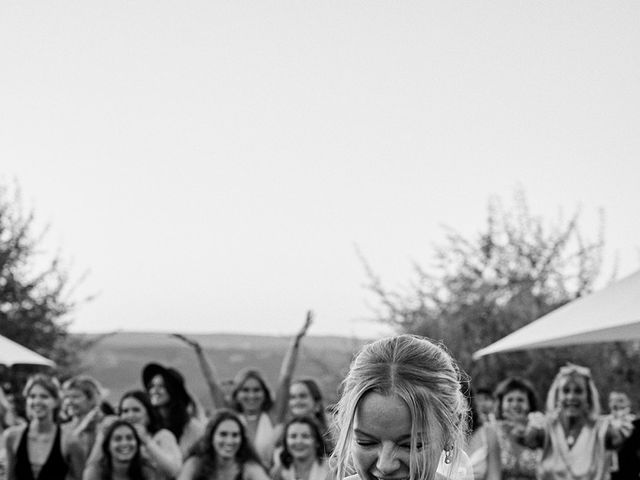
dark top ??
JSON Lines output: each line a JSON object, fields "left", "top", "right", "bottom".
{"left": 15, "top": 425, "right": 69, "bottom": 480}
{"left": 611, "top": 418, "right": 640, "bottom": 480}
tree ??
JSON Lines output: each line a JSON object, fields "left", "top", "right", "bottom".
{"left": 362, "top": 191, "right": 640, "bottom": 405}
{"left": 0, "top": 182, "right": 88, "bottom": 375}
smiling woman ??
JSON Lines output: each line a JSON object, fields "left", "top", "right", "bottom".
{"left": 83, "top": 419, "right": 155, "bottom": 480}
{"left": 522, "top": 364, "right": 634, "bottom": 480}
{"left": 271, "top": 416, "right": 330, "bottom": 480}
{"left": 84, "top": 390, "right": 182, "bottom": 480}
{"left": 330, "top": 335, "right": 473, "bottom": 480}
{"left": 173, "top": 311, "right": 313, "bottom": 468}
{"left": 2, "top": 374, "right": 85, "bottom": 480}
{"left": 480, "top": 377, "right": 540, "bottom": 480}
{"left": 177, "top": 409, "right": 271, "bottom": 480}
{"left": 141, "top": 363, "right": 205, "bottom": 459}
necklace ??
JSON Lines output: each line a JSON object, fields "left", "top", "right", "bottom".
{"left": 565, "top": 424, "right": 582, "bottom": 448}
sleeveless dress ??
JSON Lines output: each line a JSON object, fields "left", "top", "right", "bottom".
{"left": 241, "top": 413, "right": 277, "bottom": 468}
{"left": 537, "top": 416, "right": 610, "bottom": 480}
{"left": 14, "top": 426, "right": 68, "bottom": 480}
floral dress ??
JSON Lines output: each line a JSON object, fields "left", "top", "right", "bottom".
{"left": 495, "top": 420, "right": 540, "bottom": 480}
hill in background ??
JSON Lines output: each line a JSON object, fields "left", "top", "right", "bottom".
{"left": 79, "top": 331, "right": 369, "bottom": 412}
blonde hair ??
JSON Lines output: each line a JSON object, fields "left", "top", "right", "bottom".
{"left": 23, "top": 374, "right": 62, "bottom": 421}
{"left": 545, "top": 363, "right": 601, "bottom": 420}
{"left": 330, "top": 335, "right": 468, "bottom": 480}
{"left": 23, "top": 374, "right": 61, "bottom": 400}
{"left": 62, "top": 375, "right": 104, "bottom": 408}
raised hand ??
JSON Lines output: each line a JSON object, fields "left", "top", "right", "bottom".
{"left": 297, "top": 310, "right": 313, "bottom": 340}
{"left": 170, "top": 333, "right": 202, "bottom": 352}
{"left": 526, "top": 411, "right": 546, "bottom": 430}
{"left": 611, "top": 412, "right": 635, "bottom": 438}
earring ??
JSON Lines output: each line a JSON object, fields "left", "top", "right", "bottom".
{"left": 444, "top": 445, "right": 453, "bottom": 464}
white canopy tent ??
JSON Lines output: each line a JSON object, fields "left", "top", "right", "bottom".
{"left": 0, "top": 334, "right": 56, "bottom": 367}
{"left": 473, "top": 269, "right": 640, "bottom": 359}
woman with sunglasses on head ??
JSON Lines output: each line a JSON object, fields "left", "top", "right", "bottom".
{"left": 86, "top": 390, "right": 182, "bottom": 479}
{"left": 173, "top": 312, "right": 312, "bottom": 468}
{"left": 331, "top": 334, "right": 473, "bottom": 480}
{"left": 83, "top": 419, "right": 155, "bottom": 480}
{"left": 270, "top": 416, "right": 330, "bottom": 480}
{"left": 178, "top": 409, "right": 271, "bottom": 480}
{"left": 522, "top": 364, "right": 633, "bottom": 480}
{"left": 3, "top": 374, "right": 84, "bottom": 480}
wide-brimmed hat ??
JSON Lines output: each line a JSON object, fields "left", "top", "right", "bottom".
{"left": 142, "top": 363, "right": 194, "bottom": 406}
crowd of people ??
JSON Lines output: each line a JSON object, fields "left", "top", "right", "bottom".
{"left": 0, "top": 318, "right": 638, "bottom": 480}
{"left": 466, "top": 367, "right": 639, "bottom": 480}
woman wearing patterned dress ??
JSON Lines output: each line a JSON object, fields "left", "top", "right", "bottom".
{"left": 486, "top": 377, "right": 540, "bottom": 480}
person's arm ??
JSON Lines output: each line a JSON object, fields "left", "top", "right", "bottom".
{"left": 520, "top": 412, "right": 546, "bottom": 449}
{"left": 137, "top": 426, "right": 182, "bottom": 477}
{"left": 171, "top": 333, "right": 227, "bottom": 409}
{"left": 482, "top": 424, "right": 502, "bottom": 480}
{"left": 81, "top": 462, "right": 101, "bottom": 480}
{"left": 64, "top": 434, "right": 87, "bottom": 480}
{"left": 605, "top": 413, "right": 634, "bottom": 449}
{"left": 2, "top": 426, "right": 21, "bottom": 480}
{"left": 244, "top": 461, "right": 272, "bottom": 480}
{"left": 177, "top": 457, "right": 200, "bottom": 480}
{"left": 271, "top": 311, "right": 313, "bottom": 424}
{"left": 269, "top": 464, "right": 282, "bottom": 480}
{"left": 84, "top": 415, "right": 117, "bottom": 467}
{"left": 73, "top": 407, "right": 103, "bottom": 439}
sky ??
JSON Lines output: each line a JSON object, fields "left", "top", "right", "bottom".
{"left": 2, "top": 1, "right": 639, "bottom": 339}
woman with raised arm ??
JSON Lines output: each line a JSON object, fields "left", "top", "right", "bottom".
{"left": 174, "top": 311, "right": 313, "bottom": 468}
{"left": 3, "top": 374, "right": 84, "bottom": 480}
{"left": 330, "top": 334, "right": 473, "bottom": 480}
{"left": 178, "top": 409, "right": 271, "bottom": 480}
{"left": 522, "top": 364, "right": 633, "bottom": 480}
{"left": 270, "top": 416, "right": 330, "bottom": 480}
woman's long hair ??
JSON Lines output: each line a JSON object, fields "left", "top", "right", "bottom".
{"left": 279, "top": 416, "right": 327, "bottom": 469}
{"left": 99, "top": 419, "right": 148, "bottom": 480}
{"left": 118, "top": 390, "right": 162, "bottom": 435}
{"left": 494, "top": 377, "right": 538, "bottom": 420}
{"left": 231, "top": 369, "right": 273, "bottom": 413}
{"left": 290, "top": 379, "right": 328, "bottom": 429}
{"left": 187, "top": 409, "right": 265, "bottom": 480}
{"left": 23, "top": 374, "right": 62, "bottom": 422}
{"left": 545, "top": 364, "right": 601, "bottom": 420}
{"left": 147, "top": 371, "right": 192, "bottom": 439}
